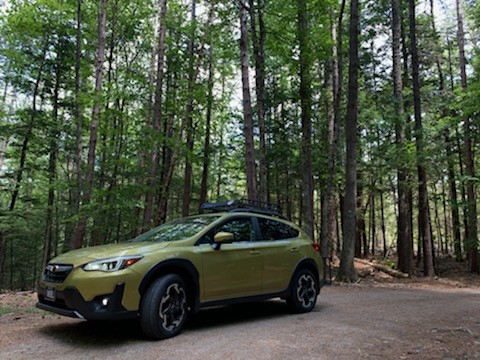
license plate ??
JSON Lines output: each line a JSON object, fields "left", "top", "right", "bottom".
{"left": 45, "top": 286, "right": 56, "bottom": 301}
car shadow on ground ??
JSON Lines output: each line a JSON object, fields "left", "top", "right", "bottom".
{"left": 186, "top": 300, "right": 291, "bottom": 331}
{"left": 38, "top": 299, "right": 322, "bottom": 346}
{"left": 38, "top": 319, "right": 144, "bottom": 347}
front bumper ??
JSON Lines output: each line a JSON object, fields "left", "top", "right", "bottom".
{"left": 36, "top": 283, "right": 137, "bottom": 320}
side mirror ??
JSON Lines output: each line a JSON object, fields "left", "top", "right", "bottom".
{"left": 212, "top": 231, "right": 234, "bottom": 250}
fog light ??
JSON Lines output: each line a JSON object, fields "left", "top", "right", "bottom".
{"left": 101, "top": 297, "right": 109, "bottom": 307}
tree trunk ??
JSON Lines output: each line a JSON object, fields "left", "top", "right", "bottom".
{"left": 239, "top": 0, "right": 257, "bottom": 202}
{"left": 91, "top": 0, "right": 117, "bottom": 246}
{"left": 249, "top": 0, "right": 267, "bottom": 203}
{"left": 456, "top": 0, "right": 478, "bottom": 273}
{"left": 337, "top": 0, "right": 359, "bottom": 283}
{"left": 297, "top": 0, "right": 314, "bottom": 240}
{"left": 445, "top": 131, "right": 462, "bottom": 261}
{"left": 43, "top": 59, "right": 61, "bottom": 271}
{"left": 69, "top": 0, "right": 84, "bottom": 252}
{"left": 440, "top": 177, "right": 450, "bottom": 254}
{"left": 392, "top": 0, "right": 412, "bottom": 274}
{"left": 380, "top": 188, "right": 387, "bottom": 257}
{"left": 199, "top": 44, "right": 214, "bottom": 210}
{"left": 433, "top": 187, "right": 443, "bottom": 255}
{"left": 355, "top": 172, "right": 365, "bottom": 258}
{"left": 73, "top": 0, "right": 108, "bottom": 249}
{"left": 401, "top": 15, "right": 415, "bottom": 262}
{"left": 321, "top": 58, "right": 337, "bottom": 257}
{"left": 0, "top": 76, "right": 11, "bottom": 171}
{"left": 143, "top": 0, "right": 167, "bottom": 229}
{"left": 370, "top": 190, "right": 376, "bottom": 255}
{"left": 0, "top": 137, "right": 7, "bottom": 171}
{"left": 321, "top": 0, "right": 345, "bottom": 258}
{"left": 216, "top": 113, "right": 225, "bottom": 201}
{"left": 408, "top": 0, "right": 435, "bottom": 276}
{"left": 182, "top": 0, "right": 197, "bottom": 217}
{"left": 145, "top": 0, "right": 160, "bottom": 144}
{"left": 446, "top": 32, "right": 455, "bottom": 93}
{"left": 429, "top": 0, "right": 444, "bottom": 91}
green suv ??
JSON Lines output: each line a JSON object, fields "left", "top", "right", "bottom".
{"left": 37, "top": 200, "right": 324, "bottom": 339}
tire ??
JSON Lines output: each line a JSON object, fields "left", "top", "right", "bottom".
{"left": 140, "top": 274, "right": 189, "bottom": 339}
{"left": 286, "top": 269, "right": 319, "bottom": 313}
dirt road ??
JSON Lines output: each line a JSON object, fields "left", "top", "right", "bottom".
{"left": 1, "top": 282, "right": 479, "bottom": 360}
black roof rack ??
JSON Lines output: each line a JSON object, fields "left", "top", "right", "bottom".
{"left": 200, "top": 199, "right": 284, "bottom": 218}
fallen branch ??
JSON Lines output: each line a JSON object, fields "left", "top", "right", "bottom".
{"left": 354, "top": 258, "right": 410, "bottom": 278}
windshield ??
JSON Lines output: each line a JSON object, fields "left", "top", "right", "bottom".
{"left": 131, "top": 215, "right": 220, "bottom": 243}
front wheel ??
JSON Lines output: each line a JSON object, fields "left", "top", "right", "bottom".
{"left": 286, "top": 269, "right": 319, "bottom": 313}
{"left": 140, "top": 274, "right": 189, "bottom": 339}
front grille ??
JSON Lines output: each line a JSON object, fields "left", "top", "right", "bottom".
{"left": 43, "top": 264, "right": 73, "bottom": 283}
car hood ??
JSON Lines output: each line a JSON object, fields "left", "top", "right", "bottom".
{"left": 49, "top": 241, "right": 172, "bottom": 267}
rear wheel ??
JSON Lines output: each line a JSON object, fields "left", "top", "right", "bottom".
{"left": 140, "top": 274, "right": 188, "bottom": 339}
{"left": 286, "top": 269, "right": 318, "bottom": 313}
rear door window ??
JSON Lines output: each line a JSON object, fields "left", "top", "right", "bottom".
{"left": 258, "top": 218, "right": 299, "bottom": 241}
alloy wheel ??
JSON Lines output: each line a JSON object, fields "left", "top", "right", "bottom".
{"left": 158, "top": 283, "right": 187, "bottom": 332}
{"left": 296, "top": 273, "right": 316, "bottom": 309}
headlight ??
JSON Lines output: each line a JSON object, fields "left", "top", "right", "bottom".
{"left": 83, "top": 255, "right": 143, "bottom": 272}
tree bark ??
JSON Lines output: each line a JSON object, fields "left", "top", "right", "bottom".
{"left": 145, "top": 0, "right": 160, "bottom": 143}
{"left": 0, "top": 82, "right": 12, "bottom": 176}
{"left": 69, "top": 0, "right": 84, "bottom": 252}
{"left": 440, "top": 177, "right": 450, "bottom": 254}
{"left": 355, "top": 258, "right": 410, "bottom": 278}
{"left": 73, "top": 0, "right": 108, "bottom": 249}
{"left": 143, "top": 0, "right": 167, "bottom": 229}
{"left": 297, "top": 0, "right": 314, "bottom": 240}
{"left": 199, "top": 44, "right": 214, "bottom": 210}
{"left": 369, "top": 189, "right": 376, "bottom": 255}
{"left": 337, "top": 0, "right": 359, "bottom": 282}
{"left": 0, "top": 66, "right": 11, "bottom": 178}
{"left": 429, "top": 0, "right": 444, "bottom": 91}
{"left": 400, "top": 9, "right": 415, "bottom": 262}
{"left": 321, "top": 0, "right": 345, "bottom": 259}
{"left": 90, "top": 0, "right": 117, "bottom": 246}
{"left": 0, "top": 137, "right": 7, "bottom": 171}
{"left": 43, "top": 58, "right": 61, "bottom": 271}
{"left": 408, "top": 0, "right": 435, "bottom": 276}
{"left": 392, "top": 0, "right": 412, "bottom": 274}
{"left": 445, "top": 131, "right": 462, "bottom": 261}
{"left": 456, "top": 0, "right": 478, "bottom": 273}
{"left": 355, "top": 171, "right": 365, "bottom": 258}
{"left": 239, "top": 0, "right": 257, "bottom": 202}
{"left": 380, "top": 189, "right": 387, "bottom": 257}
{"left": 182, "top": 0, "right": 197, "bottom": 217}
{"left": 249, "top": 0, "right": 267, "bottom": 203}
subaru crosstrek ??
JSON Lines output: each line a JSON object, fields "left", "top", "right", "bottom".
{"left": 37, "top": 201, "right": 324, "bottom": 339}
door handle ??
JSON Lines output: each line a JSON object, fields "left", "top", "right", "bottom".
{"left": 249, "top": 249, "right": 260, "bottom": 255}
{"left": 290, "top": 247, "right": 299, "bottom": 252}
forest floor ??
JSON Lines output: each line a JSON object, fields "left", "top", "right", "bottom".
{"left": 0, "top": 257, "right": 479, "bottom": 360}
